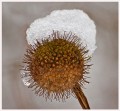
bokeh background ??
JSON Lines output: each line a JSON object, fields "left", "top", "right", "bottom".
{"left": 2, "top": 2, "right": 118, "bottom": 109}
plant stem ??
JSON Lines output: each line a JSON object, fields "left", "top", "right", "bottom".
{"left": 73, "top": 83, "right": 90, "bottom": 109}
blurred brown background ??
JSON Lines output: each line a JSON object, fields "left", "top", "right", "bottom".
{"left": 2, "top": 2, "right": 118, "bottom": 109}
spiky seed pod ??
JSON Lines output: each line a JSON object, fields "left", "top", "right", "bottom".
{"left": 21, "top": 31, "right": 91, "bottom": 102}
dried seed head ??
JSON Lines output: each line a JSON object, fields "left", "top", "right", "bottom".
{"left": 21, "top": 31, "right": 91, "bottom": 101}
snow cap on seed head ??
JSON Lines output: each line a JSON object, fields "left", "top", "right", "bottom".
{"left": 26, "top": 9, "right": 97, "bottom": 56}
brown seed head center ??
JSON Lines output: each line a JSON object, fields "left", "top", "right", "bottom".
{"left": 29, "top": 38, "right": 84, "bottom": 93}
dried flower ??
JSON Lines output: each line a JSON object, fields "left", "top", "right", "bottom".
{"left": 21, "top": 9, "right": 96, "bottom": 109}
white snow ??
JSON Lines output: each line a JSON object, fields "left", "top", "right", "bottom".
{"left": 20, "top": 66, "right": 33, "bottom": 87}
{"left": 26, "top": 9, "right": 96, "bottom": 56}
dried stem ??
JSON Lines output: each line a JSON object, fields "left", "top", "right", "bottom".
{"left": 73, "top": 83, "right": 90, "bottom": 109}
